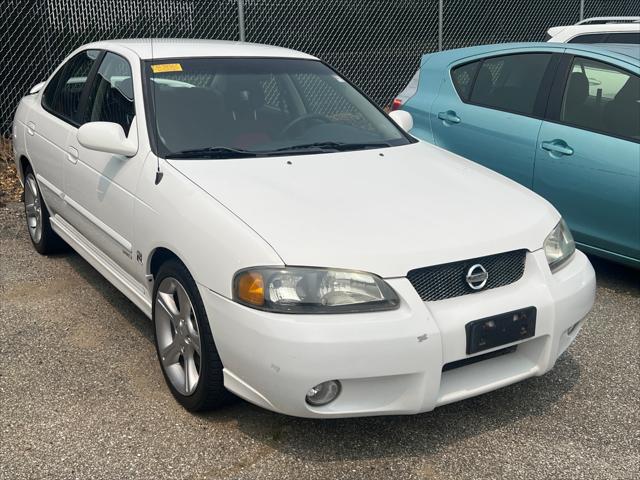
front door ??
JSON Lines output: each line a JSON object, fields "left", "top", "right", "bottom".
{"left": 64, "top": 51, "right": 144, "bottom": 278}
{"left": 534, "top": 54, "right": 640, "bottom": 262}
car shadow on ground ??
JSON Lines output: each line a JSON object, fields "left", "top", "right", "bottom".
{"left": 58, "top": 242, "right": 599, "bottom": 463}
{"left": 209, "top": 353, "right": 581, "bottom": 462}
{"left": 586, "top": 254, "right": 639, "bottom": 294}
{"left": 64, "top": 250, "right": 155, "bottom": 344}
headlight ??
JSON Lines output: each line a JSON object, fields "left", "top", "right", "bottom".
{"left": 544, "top": 219, "right": 575, "bottom": 272}
{"left": 233, "top": 267, "right": 400, "bottom": 314}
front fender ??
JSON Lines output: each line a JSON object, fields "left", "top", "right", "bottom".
{"left": 136, "top": 155, "right": 284, "bottom": 298}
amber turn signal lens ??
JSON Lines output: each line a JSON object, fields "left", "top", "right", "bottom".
{"left": 236, "top": 271, "right": 265, "bottom": 306}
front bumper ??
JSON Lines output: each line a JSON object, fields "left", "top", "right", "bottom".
{"left": 199, "top": 249, "right": 595, "bottom": 418}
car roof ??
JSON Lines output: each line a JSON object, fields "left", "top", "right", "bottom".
{"left": 595, "top": 43, "right": 640, "bottom": 59}
{"left": 425, "top": 42, "right": 640, "bottom": 66}
{"left": 548, "top": 22, "right": 640, "bottom": 37}
{"left": 81, "top": 38, "right": 317, "bottom": 61}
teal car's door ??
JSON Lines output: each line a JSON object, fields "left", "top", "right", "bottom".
{"left": 430, "top": 52, "right": 560, "bottom": 188}
{"left": 534, "top": 54, "right": 640, "bottom": 264}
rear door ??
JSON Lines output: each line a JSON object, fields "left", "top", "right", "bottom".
{"left": 25, "top": 50, "right": 100, "bottom": 216}
{"left": 534, "top": 53, "right": 640, "bottom": 262}
{"left": 430, "top": 51, "right": 560, "bottom": 188}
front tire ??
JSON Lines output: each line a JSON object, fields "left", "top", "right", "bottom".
{"left": 152, "top": 259, "right": 232, "bottom": 411}
{"left": 23, "top": 167, "right": 66, "bottom": 254}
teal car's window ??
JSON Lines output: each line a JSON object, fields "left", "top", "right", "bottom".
{"left": 451, "top": 61, "right": 480, "bottom": 101}
{"left": 43, "top": 50, "right": 100, "bottom": 123}
{"left": 84, "top": 52, "right": 135, "bottom": 134}
{"left": 469, "top": 53, "right": 552, "bottom": 116}
{"left": 561, "top": 57, "right": 639, "bottom": 141}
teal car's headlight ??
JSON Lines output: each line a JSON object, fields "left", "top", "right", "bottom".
{"left": 544, "top": 219, "right": 576, "bottom": 272}
{"left": 234, "top": 267, "right": 400, "bottom": 313}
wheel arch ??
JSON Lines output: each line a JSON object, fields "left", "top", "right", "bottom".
{"left": 148, "top": 246, "right": 189, "bottom": 281}
{"left": 18, "top": 155, "right": 31, "bottom": 181}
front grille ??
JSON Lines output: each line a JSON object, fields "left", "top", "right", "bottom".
{"left": 407, "top": 250, "right": 526, "bottom": 302}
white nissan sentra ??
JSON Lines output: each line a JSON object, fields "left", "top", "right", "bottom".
{"left": 12, "top": 39, "right": 596, "bottom": 418}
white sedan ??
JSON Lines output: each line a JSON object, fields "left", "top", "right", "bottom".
{"left": 12, "top": 39, "right": 595, "bottom": 418}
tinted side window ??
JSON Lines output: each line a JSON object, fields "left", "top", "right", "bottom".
{"left": 451, "top": 61, "right": 480, "bottom": 100}
{"left": 85, "top": 52, "right": 135, "bottom": 134}
{"left": 560, "top": 57, "right": 639, "bottom": 141}
{"left": 44, "top": 50, "right": 99, "bottom": 122}
{"left": 42, "top": 67, "right": 66, "bottom": 110}
{"left": 604, "top": 32, "right": 640, "bottom": 44}
{"left": 568, "top": 33, "right": 608, "bottom": 44}
{"left": 469, "top": 53, "right": 552, "bottom": 116}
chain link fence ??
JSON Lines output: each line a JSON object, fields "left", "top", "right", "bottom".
{"left": 1, "top": 0, "right": 638, "bottom": 134}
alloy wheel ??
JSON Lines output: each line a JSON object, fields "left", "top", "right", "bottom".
{"left": 24, "top": 174, "right": 42, "bottom": 244}
{"left": 155, "top": 277, "right": 202, "bottom": 396}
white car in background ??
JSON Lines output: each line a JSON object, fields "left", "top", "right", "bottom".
{"left": 12, "top": 39, "right": 595, "bottom": 418}
{"left": 546, "top": 16, "right": 640, "bottom": 44}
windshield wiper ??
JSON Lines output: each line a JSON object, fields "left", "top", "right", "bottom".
{"left": 165, "top": 146, "right": 259, "bottom": 159}
{"left": 273, "top": 141, "right": 391, "bottom": 153}
{"left": 165, "top": 141, "right": 393, "bottom": 159}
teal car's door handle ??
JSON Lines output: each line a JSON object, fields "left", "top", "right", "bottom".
{"left": 541, "top": 139, "right": 574, "bottom": 156}
{"left": 437, "top": 110, "right": 461, "bottom": 124}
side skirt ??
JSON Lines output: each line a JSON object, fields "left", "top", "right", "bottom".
{"left": 576, "top": 242, "right": 640, "bottom": 269}
{"left": 50, "top": 214, "right": 152, "bottom": 318}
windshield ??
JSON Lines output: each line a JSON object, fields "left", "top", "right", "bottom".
{"left": 143, "top": 57, "right": 412, "bottom": 158}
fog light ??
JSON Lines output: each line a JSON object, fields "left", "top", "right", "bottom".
{"left": 305, "top": 380, "right": 341, "bottom": 406}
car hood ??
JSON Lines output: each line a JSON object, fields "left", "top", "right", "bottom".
{"left": 167, "top": 142, "right": 559, "bottom": 277}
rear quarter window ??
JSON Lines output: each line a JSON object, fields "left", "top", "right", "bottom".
{"left": 451, "top": 61, "right": 480, "bottom": 100}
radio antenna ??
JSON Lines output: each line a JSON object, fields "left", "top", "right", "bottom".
{"left": 151, "top": 38, "right": 163, "bottom": 185}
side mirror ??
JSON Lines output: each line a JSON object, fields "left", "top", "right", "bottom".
{"left": 29, "top": 82, "right": 46, "bottom": 94}
{"left": 77, "top": 120, "right": 138, "bottom": 157}
{"left": 389, "top": 110, "right": 414, "bottom": 132}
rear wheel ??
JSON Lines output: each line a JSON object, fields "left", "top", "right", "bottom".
{"left": 23, "top": 167, "right": 66, "bottom": 254}
{"left": 153, "top": 259, "right": 233, "bottom": 411}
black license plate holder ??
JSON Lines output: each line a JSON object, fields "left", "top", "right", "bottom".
{"left": 466, "top": 307, "right": 536, "bottom": 354}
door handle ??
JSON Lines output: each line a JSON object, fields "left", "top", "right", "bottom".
{"left": 66, "top": 146, "right": 79, "bottom": 164}
{"left": 26, "top": 121, "right": 35, "bottom": 136}
{"left": 437, "top": 110, "right": 461, "bottom": 124}
{"left": 541, "top": 139, "right": 574, "bottom": 156}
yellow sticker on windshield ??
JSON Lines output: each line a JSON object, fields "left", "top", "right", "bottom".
{"left": 151, "top": 63, "right": 183, "bottom": 73}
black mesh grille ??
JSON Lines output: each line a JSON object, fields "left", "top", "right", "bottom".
{"left": 407, "top": 250, "right": 527, "bottom": 302}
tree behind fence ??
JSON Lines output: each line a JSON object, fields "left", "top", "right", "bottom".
{"left": 1, "top": 0, "right": 637, "bottom": 134}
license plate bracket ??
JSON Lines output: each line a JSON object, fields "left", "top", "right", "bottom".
{"left": 465, "top": 307, "right": 536, "bottom": 354}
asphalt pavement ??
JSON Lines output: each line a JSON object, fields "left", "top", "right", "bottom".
{"left": 1, "top": 202, "right": 638, "bottom": 480}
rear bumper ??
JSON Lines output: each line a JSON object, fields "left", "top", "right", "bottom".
{"left": 199, "top": 249, "right": 595, "bottom": 418}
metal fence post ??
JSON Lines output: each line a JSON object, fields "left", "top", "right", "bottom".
{"left": 579, "top": 0, "right": 584, "bottom": 21}
{"left": 438, "top": 0, "right": 443, "bottom": 51}
{"left": 237, "top": 0, "right": 246, "bottom": 41}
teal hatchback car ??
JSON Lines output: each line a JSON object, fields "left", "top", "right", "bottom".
{"left": 397, "top": 43, "right": 639, "bottom": 268}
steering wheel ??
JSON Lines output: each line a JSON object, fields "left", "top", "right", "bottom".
{"left": 280, "top": 113, "right": 330, "bottom": 137}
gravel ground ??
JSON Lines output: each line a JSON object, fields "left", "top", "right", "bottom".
{"left": 1, "top": 202, "right": 638, "bottom": 480}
